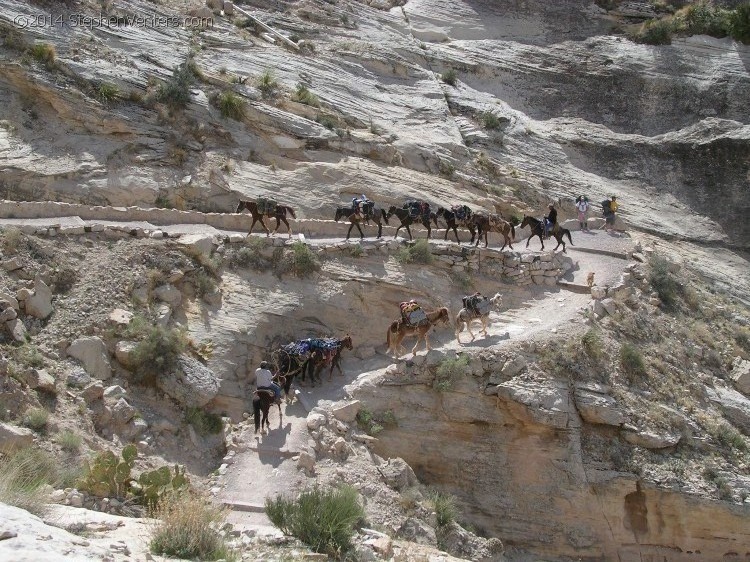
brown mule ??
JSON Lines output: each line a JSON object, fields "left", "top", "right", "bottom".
{"left": 473, "top": 212, "right": 515, "bottom": 250}
{"left": 386, "top": 307, "right": 450, "bottom": 358}
{"left": 236, "top": 200, "right": 297, "bottom": 238}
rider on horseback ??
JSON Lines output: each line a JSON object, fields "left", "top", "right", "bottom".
{"left": 255, "top": 361, "right": 282, "bottom": 405}
{"left": 543, "top": 204, "right": 557, "bottom": 240}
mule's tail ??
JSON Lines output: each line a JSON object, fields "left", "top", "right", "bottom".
{"left": 511, "top": 224, "right": 516, "bottom": 239}
{"left": 566, "top": 229, "right": 573, "bottom": 245}
{"left": 286, "top": 206, "right": 297, "bottom": 219}
{"left": 253, "top": 396, "right": 261, "bottom": 433}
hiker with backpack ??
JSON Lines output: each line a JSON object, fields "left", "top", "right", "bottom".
{"left": 575, "top": 196, "right": 589, "bottom": 231}
{"left": 602, "top": 196, "right": 618, "bottom": 232}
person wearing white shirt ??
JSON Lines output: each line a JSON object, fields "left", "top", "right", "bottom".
{"left": 255, "top": 361, "right": 281, "bottom": 403}
{"left": 575, "top": 196, "right": 590, "bottom": 232}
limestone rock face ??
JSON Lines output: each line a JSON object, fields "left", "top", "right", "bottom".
{"left": 67, "top": 337, "right": 112, "bottom": 380}
{"left": 377, "top": 458, "right": 418, "bottom": 491}
{"left": 574, "top": 388, "right": 625, "bottom": 426}
{"left": 114, "top": 341, "right": 138, "bottom": 369}
{"left": 730, "top": 358, "right": 750, "bottom": 396}
{"left": 331, "top": 400, "right": 361, "bottom": 423}
{"left": 156, "top": 356, "right": 220, "bottom": 408}
{"left": 707, "top": 386, "right": 750, "bottom": 436}
{"left": 623, "top": 430, "right": 680, "bottom": 449}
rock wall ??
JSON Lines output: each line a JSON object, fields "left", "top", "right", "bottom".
{"left": 348, "top": 352, "right": 750, "bottom": 561}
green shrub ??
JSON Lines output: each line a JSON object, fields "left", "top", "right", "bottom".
{"left": 150, "top": 492, "right": 235, "bottom": 561}
{"left": 22, "top": 407, "right": 49, "bottom": 432}
{"left": 0, "top": 226, "right": 23, "bottom": 253}
{"left": 715, "top": 423, "right": 747, "bottom": 451}
{"left": 434, "top": 355, "right": 469, "bottom": 392}
{"left": 356, "top": 408, "right": 396, "bottom": 435}
{"left": 427, "top": 489, "right": 457, "bottom": 527}
{"left": 348, "top": 244, "right": 364, "bottom": 258}
{"left": 257, "top": 69, "right": 278, "bottom": 98}
{"left": 30, "top": 43, "right": 55, "bottom": 68}
{"left": 55, "top": 429, "right": 82, "bottom": 452}
{"left": 582, "top": 329, "right": 604, "bottom": 361}
{"left": 730, "top": 2, "right": 750, "bottom": 43}
{"left": 185, "top": 407, "right": 223, "bottom": 436}
{"left": 265, "top": 485, "right": 364, "bottom": 558}
{"left": 442, "top": 68, "right": 457, "bottom": 86}
{"left": 228, "top": 238, "right": 267, "bottom": 270}
{"left": 14, "top": 344, "right": 45, "bottom": 369}
{"left": 131, "top": 325, "right": 188, "bottom": 383}
{"left": 215, "top": 90, "right": 245, "bottom": 120}
{"left": 292, "top": 82, "right": 320, "bottom": 107}
{"left": 189, "top": 267, "right": 218, "bottom": 298}
{"left": 156, "top": 62, "right": 195, "bottom": 109}
{"left": 439, "top": 159, "right": 455, "bottom": 178}
{"left": 632, "top": 18, "right": 675, "bottom": 44}
{"left": 675, "top": 1, "right": 731, "bottom": 37}
{"left": 481, "top": 112, "right": 502, "bottom": 130}
{"left": 620, "top": 343, "right": 647, "bottom": 382}
{"left": 279, "top": 242, "right": 320, "bottom": 278}
{"left": 315, "top": 114, "right": 338, "bottom": 130}
{"left": 396, "top": 239, "right": 433, "bottom": 265}
{"left": 96, "top": 82, "right": 120, "bottom": 103}
{"left": 649, "top": 255, "right": 681, "bottom": 309}
{"left": 0, "top": 448, "right": 57, "bottom": 516}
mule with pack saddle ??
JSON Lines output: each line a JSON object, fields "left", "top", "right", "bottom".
{"left": 236, "top": 198, "right": 297, "bottom": 238}
{"left": 435, "top": 205, "right": 476, "bottom": 244}
{"left": 386, "top": 201, "right": 435, "bottom": 240}
{"left": 334, "top": 199, "right": 389, "bottom": 240}
{"left": 455, "top": 293, "right": 503, "bottom": 343}
{"left": 386, "top": 301, "right": 450, "bottom": 357}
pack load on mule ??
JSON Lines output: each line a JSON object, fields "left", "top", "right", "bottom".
{"left": 352, "top": 195, "right": 372, "bottom": 218}
{"left": 257, "top": 197, "right": 277, "bottom": 216}
{"left": 400, "top": 300, "right": 428, "bottom": 327}
{"left": 462, "top": 292, "right": 490, "bottom": 316}
{"left": 283, "top": 337, "right": 343, "bottom": 363}
{"left": 404, "top": 200, "right": 429, "bottom": 219}
{"left": 452, "top": 204, "right": 472, "bottom": 221}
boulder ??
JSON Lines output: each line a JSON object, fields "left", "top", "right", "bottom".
{"left": 590, "top": 286, "right": 606, "bottom": 300}
{"left": 81, "top": 382, "right": 104, "bottom": 403}
{"left": 223, "top": 1, "right": 234, "bottom": 15}
{"left": 2, "top": 258, "right": 22, "bottom": 272}
{"left": 24, "top": 276, "right": 54, "bottom": 319}
{"left": 67, "top": 337, "right": 111, "bottom": 380}
{"left": 574, "top": 389, "right": 625, "bottom": 426}
{"left": 397, "top": 517, "right": 436, "bottom": 545}
{"left": 114, "top": 341, "right": 138, "bottom": 369}
{"left": 624, "top": 430, "right": 680, "bottom": 449}
{"left": 377, "top": 457, "right": 418, "bottom": 491}
{"left": 730, "top": 358, "right": 750, "bottom": 396}
{"left": 5, "top": 318, "right": 26, "bottom": 342}
{"left": 66, "top": 367, "right": 91, "bottom": 389}
{"left": 500, "top": 355, "right": 527, "bottom": 378}
{"left": 0, "top": 422, "right": 34, "bottom": 451}
{"left": 103, "top": 385, "right": 126, "bottom": 400}
{"left": 600, "top": 298, "right": 617, "bottom": 316}
{"left": 331, "top": 400, "right": 361, "bottom": 423}
{"left": 153, "top": 284, "right": 182, "bottom": 306}
{"left": 489, "top": 378, "right": 573, "bottom": 429}
{"left": 108, "top": 309, "right": 133, "bottom": 326}
{"left": 206, "top": 0, "right": 223, "bottom": 10}
{"left": 707, "top": 386, "right": 750, "bottom": 435}
{"left": 156, "top": 356, "right": 220, "bottom": 408}
{"left": 297, "top": 450, "right": 316, "bottom": 473}
{"left": 110, "top": 397, "right": 136, "bottom": 425}
{"left": 307, "top": 411, "right": 328, "bottom": 431}
{"left": 177, "top": 234, "right": 217, "bottom": 265}
{"left": 21, "top": 369, "right": 56, "bottom": 394}
{"left": 0, "top": 292, "right": 19, "bottom": 310}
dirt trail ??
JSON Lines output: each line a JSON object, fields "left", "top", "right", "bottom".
{"left": 215, "top": 230, "right": 635, "bottom": 532}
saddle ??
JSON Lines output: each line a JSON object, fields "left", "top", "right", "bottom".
{"left": 400, "top": 302, "right": 428, "bottom": 327}
{"left": 254, "top": 388, "right": 276, "bottom": 399}
{"left": 452, "top": 205, "right": 471, "bottom": 221}
{"left": 257, "top": 197, "right": 277, "bottom": 217}
{"left": 463, "top": 295, "right": 490, "bottom": 316}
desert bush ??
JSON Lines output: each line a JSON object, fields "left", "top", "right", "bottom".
{"left": 315, "top": 114, "right": 338, "bottom": 130}
{"left": 22, "top": 407, "right": 49, "bottom": 432}
{"left": 442, "top": 68, "right": 457, "bottom": 86}
{"left": 257, "top": 69, "right": 278, "bottom": 98}
{"left": 439, "top": 158, "right": 455, "bottom": 178}
{"left": 356, "top": 408, "right": 396, "bottom": 436}
{"left": 228, "top": 238, "right": 268, "bottom": 270}
{"left": 265, "top": 485, "right": 364, "bottom": 558}
{"left": 215, "top": 90, "right": 245, "bottom": 120}
{"left": 130, "top": 325, "right": 188, "bottom": 383}
{"left": 292, "top": 82, "right": 320, "bottom": 107}
{"left": 156, "top": 62, "right": 195, "bottom": 109}
{"left": 631, "top": 17, "right": 675, "bottom": 44}
{"left": 427, "top": 489, "right": 457, "bottom": 527}
{"left": 185, "top": 407, "right": 223, "bottom": 436}
{"left": 715, "top": 423, "right": 747, "bottom": 451}
{"left": 620, "top": 343, "right": 647, "bottom": 382}
{"left": 582, "top": 328, "right": 604, "bottom": 361}
{"left": 0, "top": 226, "right": 23, "bottom": 253}
{"left": 96, "top": 82, "right": 120, "bottom": 103}
{"left": 649, "top": 255, "right": 681, "bottom": 309}
{"left": 675, "top": 1, "right": 731, "bottom": 37}
{"left": 189, "top": 267, "right": 219, "bottom": 299}
{"left": 434, "top": 355, "right": 469, "bottom": 392}
{"left": 730, "top": 2, "right": 750, "bottom": 43}
{"left": 30, "top": 43, "right": 56, "bottom": 68}
{"left": 50, "top": 265, "right": 78, "bottom": 293}
{"left": 0, "top": 447, "right": 57, "bottom": 516}
{"left": 396, "top": 239, "right": 433, "bottom": 265}
{"left": 279, "top": 242, "right": 320, "bottom": 278}
{"left": 13, "top": 344, "right": 45, "bottom": 369}
{"left": 55, "top": 429, "right": 82, "bottom": 452}
{"left": 481, "top": 112, "right": 502, "bottom": 130}
{"left": 150, "top": 491, "right": 234, "bottom": 561}
{"left": 348, "top": 244, "right": 364, "bottom": 258}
